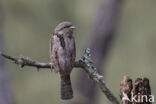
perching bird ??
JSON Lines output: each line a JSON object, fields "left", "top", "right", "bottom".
{"left": 50, "top": 21, "right": 76, "bottom": 100}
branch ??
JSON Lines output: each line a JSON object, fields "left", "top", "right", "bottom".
{"left": 0, "top": 51, "right": 51, "bottom": 69}
{"left": 78, "top": 48, "right": 120, "bottom": 104}
{"left": 0, "top": 49, "right": 119, "bottom": 104}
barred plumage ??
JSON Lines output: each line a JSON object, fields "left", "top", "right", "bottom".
{"left": 50, "top": 21, "right": 76, "bottom": 100}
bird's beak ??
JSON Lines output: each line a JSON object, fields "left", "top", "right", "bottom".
{"left": 70, "top": 26, "right": 76, "bottom": 29}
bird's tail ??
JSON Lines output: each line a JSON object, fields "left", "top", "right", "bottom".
{"left": 60, "top": 74, "right": 73, "bottom": 100}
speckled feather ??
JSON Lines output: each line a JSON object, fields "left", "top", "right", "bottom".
{"left": 50, "top": 21, "right": 76, "bottom": 100}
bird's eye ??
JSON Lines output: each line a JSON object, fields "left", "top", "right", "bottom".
{"left": 62, "top": 27, "right": 65, "bottom": 29}
{"left": 61, "top": 27, "right": 65, "bottom": 30}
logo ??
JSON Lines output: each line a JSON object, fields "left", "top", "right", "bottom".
{"left": 122, "top": 92, "right": 154, "bottom": 103}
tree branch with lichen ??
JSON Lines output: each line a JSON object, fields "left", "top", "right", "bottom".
{"left": 0, "top": 48, "right": 119, "bottom": 104}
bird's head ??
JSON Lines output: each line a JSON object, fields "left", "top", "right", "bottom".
{"left": 54, "top": 21, "right": 76, "bottom": 36}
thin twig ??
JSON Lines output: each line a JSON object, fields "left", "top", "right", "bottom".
{"left": 0, "top": 51, "right": 51, "bottom": 69}
{"left": 0, "top": 49, "right": 119, "bottom": 104}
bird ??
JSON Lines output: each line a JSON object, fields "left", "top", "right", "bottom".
{"left": 50, "top": 21, "right": 76, "bottom": 100}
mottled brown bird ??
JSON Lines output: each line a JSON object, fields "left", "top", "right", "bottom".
{"left": 50, "top": 21, "right": 76, "bottom": 100}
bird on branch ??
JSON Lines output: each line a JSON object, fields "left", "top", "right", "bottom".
{"left": 50, "top": 21, "right": 76, "bottom": 100}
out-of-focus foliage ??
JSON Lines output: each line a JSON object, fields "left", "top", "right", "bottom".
{"left": 1, "top": 0, "right": 156, "bottom": 104}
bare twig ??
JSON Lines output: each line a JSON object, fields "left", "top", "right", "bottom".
{"left": 0, "top": 52, "right": 82, "bottom": 69}
{"left": 0, "top": 51, "right": 51, "bottom": 69}
{"left": 0, "top": 49, "right": 119, "bottom": 104}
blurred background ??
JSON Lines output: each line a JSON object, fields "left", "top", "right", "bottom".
{"left": 0, "top": 0, "right": 156, "bottom": 104}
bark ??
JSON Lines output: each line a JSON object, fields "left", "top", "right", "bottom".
{"left": 120, "top": 76, "right": 152, "bottom": 104}
{"left": 120, "top": 76, "right": 133, "bottom": 104}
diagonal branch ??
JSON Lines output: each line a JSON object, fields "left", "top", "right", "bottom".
{"left": 0, "top": 49, "right": 119, "bottom": 104}
{"left": 78, "top": 48, "right": 120, "bottom": 104}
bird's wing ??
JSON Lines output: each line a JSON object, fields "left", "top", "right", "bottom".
{"left": 50, "top": 35, "right": 60, "bottom": 72}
